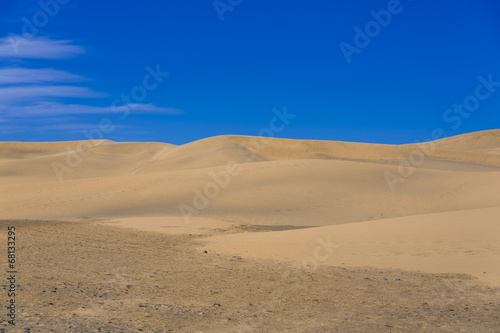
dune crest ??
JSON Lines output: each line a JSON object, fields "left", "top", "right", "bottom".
{"left": 1, "top": 130, "right": 499, "bottom": 285}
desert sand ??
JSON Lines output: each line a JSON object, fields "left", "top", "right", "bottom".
{"left": 1, "top": 129, "right": 500, "bottom": 332}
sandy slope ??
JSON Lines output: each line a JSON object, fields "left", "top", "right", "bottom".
{"left": 4, "top": 219, "right": 499, "bottom": 332}
{"left": 203, "top": 207, "right": 500, "bottom": 286}
{"left": 1, "top": 130, "right": 500, "bottom": 286}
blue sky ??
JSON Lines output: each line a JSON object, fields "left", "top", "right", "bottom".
{"left": 0, "top": 0, "right": 499, "bottom": 144}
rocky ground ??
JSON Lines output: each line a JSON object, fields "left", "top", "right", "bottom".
{"left": 0, "top": 219, "right": 499, "bottom": 332}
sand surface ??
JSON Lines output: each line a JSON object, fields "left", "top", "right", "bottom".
{"left": 1, "top": 130, "right": 500, "bottom": 331}
{"left": 1, "top": 219, "right": 499, "bottom": 332}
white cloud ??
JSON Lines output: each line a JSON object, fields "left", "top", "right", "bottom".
{"left": 0, "top": 121, "right": 127, "bottom": 134}
{"left": 0, "top": 67, "right": 89, "bottom": 84}
{"left": 0, "top": 86, "right": 106, "bottom": 102}
{"left": 38, "top": 123, "right": 129, "bottom": 132}
{"left": 0, "top": 102, "right": 183, "bottom": 117}
{"left": 124, "top": 103, "right": 184, "bottom": 114}
{"left": 0, "top": 36, "right": 182, "bottom": 137}
{"left": 0, "top": 36, "right": 85, "bottom": 59}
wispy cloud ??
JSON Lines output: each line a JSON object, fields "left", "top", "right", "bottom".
{"left": 38, "top": 123, "right": 130, "bottom": 132}
{"left": 0, "top": 36, "right": 85, "bottom": 59}
{"left": 0, "top": 120, "right": 129, "bottom": 134}
{"left": 0, "top": 36, "right": 180, "bottom": 138}
{"left": 0, "top": 68, "right": 89, "bottom": 84}
{"left": 0, "top": 102, "right": 183, "bottom": 117}
{"left": 123, "top": 103, "right": 184, "bottom": 114}
{"left": 0, "top": 86, "right": 106, "bottom": 102}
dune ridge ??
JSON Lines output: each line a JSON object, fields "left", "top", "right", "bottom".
{"left": 1, "top": 129, "right": 499, "bottom": 285}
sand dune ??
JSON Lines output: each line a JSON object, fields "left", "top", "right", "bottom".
{"left": 138, "top": 131, "right": 500, "bottom": 173}
{"left": 0, "top": 140, "right": 174, "bottom": 184}
{"left": 428, "top": 129, "right": 500, "bottom": 152}
{"left": 203, "top": 206, "right": 500, "bottom": 286}
{"left": 1, "top": 130, "right": 500, "bottom": 287}
{"left": 1, "top": 132, "right": 500, "bottom": 225}
{"left": 2, "top": 155, "right": 500, "bottom": 224}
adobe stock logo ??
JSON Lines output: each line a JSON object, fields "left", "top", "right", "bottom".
{"left": 213, "top": 0, "right": 243, "bottom": 22}
{"left": 384, "top": 74, "right": 500, "bottom": 193}
{"left": 339, "top": 0, "right": 408, "bottom": 64}
{"left": 178, "top": 106, "right": 296, "bottom": 224}
{"left": 9, "top": 0, "right": 72, "bottom": 53}
{"left": 51, "top": 64, "right": 170, "bottom": 182}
